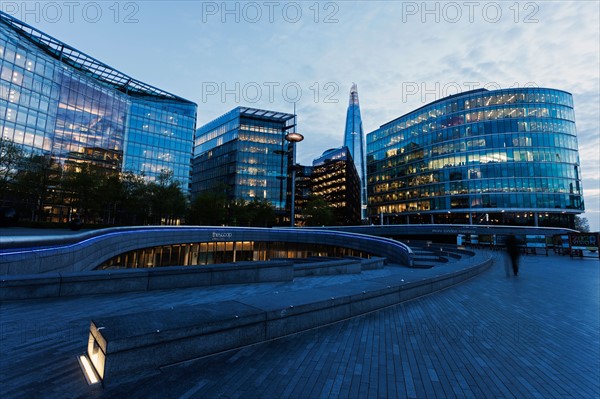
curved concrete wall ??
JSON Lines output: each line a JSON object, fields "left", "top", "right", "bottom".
{"left": 89, "top": 255, "right": 493, "bottom": 387}
{"left": 0, "top": 227, "right": 413, "bottom": 275}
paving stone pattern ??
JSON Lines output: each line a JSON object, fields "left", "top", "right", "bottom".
{"left": 1, "top": 252, "right": 598, "bottom": 398}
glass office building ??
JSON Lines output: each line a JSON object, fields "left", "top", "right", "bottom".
{"left": 192, "top": 107, "right": 296, "bottom": 218}
{"left": 343, "top": 83, "right": 368, "bottom": 220}
{"left": 367, "top": 88, "right": 584, "bottom": 228}
{"left": 0, "top": 13, "right": 197, "bottom": 198}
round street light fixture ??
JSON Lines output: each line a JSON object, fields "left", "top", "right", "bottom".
{"left": 285, "top": 132, "right": 304, "bottom": 143}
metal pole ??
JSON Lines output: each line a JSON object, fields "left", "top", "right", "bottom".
{"left": 285, "top": 103, "right": 303, "bottom": 227}
{"left": 288, "top": 103, "right": 297, "bottom": 227}
{"left": 290, "top": 104, "right": 297, "bottom": 227}
{"left": 290, "top": 143, "right": 296, "bottom": 227}
{"left": 279, "top": 130, "right": 285, "bottom": 210}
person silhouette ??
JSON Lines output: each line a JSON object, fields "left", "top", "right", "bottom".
{"left": 505, "top": 234, "right": 520, "bottom": 276}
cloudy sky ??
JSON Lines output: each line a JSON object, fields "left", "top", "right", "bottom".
{"left": 10, "top": 0, "right": 599, "bottom": 229}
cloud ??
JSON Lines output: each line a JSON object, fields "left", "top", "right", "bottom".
{"left": 25, "top": 0, "right": 599, "bottom": 222}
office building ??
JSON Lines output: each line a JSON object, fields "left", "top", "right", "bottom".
{"left": 367, "top": 87, "right": 584, "bottom": 228}
{"left": 191, "top": 107, "right": 296, "bottom": 221}
{"left": 343, "top": 83, "right": 368, "bottom": 220}
{"left": 311, "top": 147, "right": 361, "bottom": 225}
{"left": 292, "top": 164, "right": 314, "bottom": 226}
{"left": 0, "top": 13, "right": 197, "bottom": 219}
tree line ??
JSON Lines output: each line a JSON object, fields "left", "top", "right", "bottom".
{"left": 188, "top": 190, "right": 339, "bottom": 227}
{"left": 4, "top": 139, "right": 589, "bottom": 230}
{"left": 1, "top": 138, "right": 349, "bottom": 228}
{"left": 1, "top": 138, "right": 187, "bottom": 225}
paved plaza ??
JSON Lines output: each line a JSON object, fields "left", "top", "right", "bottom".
{"left": 0, "top": 251, "right": 598, "bottom": 398}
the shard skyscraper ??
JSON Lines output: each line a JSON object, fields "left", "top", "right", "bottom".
{"left": 343, "top": 83, "right": 367, "bottom": 220}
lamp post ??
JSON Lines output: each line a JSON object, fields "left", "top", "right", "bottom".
{"left": 285, "top": 127, "right": 304, "bottom": 227}
{"left": 276, "top": 110, "right": 303, "bottom": 226}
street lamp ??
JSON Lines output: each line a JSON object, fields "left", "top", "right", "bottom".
{"left": 285, "top": 130, "right": 304, "bottom": 227}
{"left": 276, "top": 111, "right": 304, "bottom": 226}
{"left": 285, "top": 132, "right": 304, "bottom": 142}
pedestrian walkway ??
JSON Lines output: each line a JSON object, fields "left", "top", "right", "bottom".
{"left": 107, "top": 253, "right": 599, "bottom": 399}
{"left": 0, "top": 252, "right": 598, "bottom": 398}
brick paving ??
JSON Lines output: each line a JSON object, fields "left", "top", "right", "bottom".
{"left": 106, "top": 253, "right": 598, "bottom": 399}
{"left": 1, "top": 252, "right": 598, "bottom": 398}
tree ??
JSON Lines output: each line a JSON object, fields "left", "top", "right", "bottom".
{"left": 147, "top": 169, "right": 187, "bottom": 225}
{"left": 61, "top": 163, "right": 104, "bottom": 223}
{"left": 97, "top": 174, "right": 126, "bottom": 225}
{"left": 188, "top": 190, "right": 228, "bottom": 226}
{"left": 304, "top": 196, "right": 335, "bottom": 226}
{"left": 228, "top": 199, "right": 250, "bottom": 226}
{"left": 248, "top": 198, "right": 276, "bottom": 227}
{"left": 0, "top": 138, "right": 24, "bottom": 205}
{"left": 13, "top": 154, "right": 62, "bottom": 221}
{"left": 120, "top": 172, "right": 152, "bottom": 225}
{"left": 228, "top": 198, "right": 276, "bottom": 227}
{"left": 574, "top": 216, "right": 590, "bottom": 232}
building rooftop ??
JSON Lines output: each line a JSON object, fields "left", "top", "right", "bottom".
{"left": 0, "top": 11, "right": 195, "bottom": 104}
{"left": 377, "top": 86, "right": 573, "bottom": 130}
{"left": 196, "top": 106, "right": 296, "bottom": 138}
{"left": 239, "top": 106, "right": 295, "bottom": 122}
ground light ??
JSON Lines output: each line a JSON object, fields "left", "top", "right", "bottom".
{"left": 78, "top": 354, "right": 100, "bottom": 385}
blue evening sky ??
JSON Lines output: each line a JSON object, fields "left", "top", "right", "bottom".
{"left": 7, "top": 1, "right": 598, "bottom": 230}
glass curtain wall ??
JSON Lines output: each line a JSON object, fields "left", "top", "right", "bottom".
{"left": 1, "top": 13, "right": 197, "bottom": 214}
{"left": 192, "top": 107, "right": 296, "bottom": 216}
{"left": 367, "top": 88, "right": 583, "bottom": 228}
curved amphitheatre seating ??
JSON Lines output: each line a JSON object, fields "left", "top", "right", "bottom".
{"left": 84, "top": 250, "right": 491, "bottom": 388}
{"left": 0, "top": 227, "right": 493, "bottom": 388}
{"left": 0, "top": 226, "right": 414, "bottom": 275}
{"left": 0, "top": 226, "right": 413, "bottom": 299}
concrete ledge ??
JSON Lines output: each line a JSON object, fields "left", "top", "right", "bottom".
{"left": 86, "top": 256, "right": 493, "bottom": 387}
{"left": 146, "top": 266, "right": 212, "bottom": 291}
{"left": 0, "top": 258, "right": 380, "bottom": 300}
{"left": 340, "top": 256, "right": 386, "bottom": 271}
{"left": 60, "top": 269, "right": 150, "bottom": 297}
{"left": 411, "top": 263, "right": 435, "bottom": 269}
{"left": 88, "top": 301, "right": 266, "bottom": 386}
{"left": 358, "top": 257, "right": 386, "bottom": 270}
{"left": 0, "top": 260, "right": 293, "bottom": 300}
{"left": 0, "top": 273, "right": 62, "bottom": 300}
{"left": 293, "top": 259, "right": 362, "bottom": 277}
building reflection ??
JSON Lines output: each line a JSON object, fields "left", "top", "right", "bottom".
{"left": 367, "top": 87, "right": 584, "bottom": 228}
{"left": 0, "top": 12, "right": 197, "bottom": 221}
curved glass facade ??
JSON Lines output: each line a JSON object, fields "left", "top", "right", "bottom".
{"left": 0, "top": 13, "right": 197, "bottom": 193}
{"left": 367, "top": 88, "right": 583, "bottom": 228}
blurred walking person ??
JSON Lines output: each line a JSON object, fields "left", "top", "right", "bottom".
{"left": 505, "top": 234, "right": 520, "bottom": 276}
